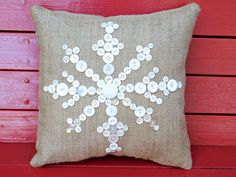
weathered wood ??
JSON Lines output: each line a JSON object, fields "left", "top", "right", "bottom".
{"left": 0, "top": 0, "right": 236, "bottom": 36}
{"left": 1, "top": 33, "right": 236, "bottom": 75}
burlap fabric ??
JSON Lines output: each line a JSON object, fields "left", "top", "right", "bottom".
{"left": 31, "top": 3, "right": 200, "bottom": 169}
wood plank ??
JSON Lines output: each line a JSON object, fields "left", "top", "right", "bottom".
{"left": 1, "top": 71, "right": 236, "bottom": 114}
{"left": 0, "top": 0, "right": 236, "bottom": 36}
{"left": 1, "top": 111, "right": 236, "bottom": 146}
{"left": 1, "top": 33, "right": 236, "bottom": 75}
{"left": 0, "top": 143, "right": 236, "bottom": 169}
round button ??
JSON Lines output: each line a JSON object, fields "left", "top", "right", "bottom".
{"left": 57, "top": 83, "right": 69, "bottom": 96}
{"left": 117, "top": 43, "right": 124, "bottom": 50}
{"left": 118, "top": 85, "right": 126, "bottom": 92}
{"left": 137, "top": 53, "right": 145, "bottom": 61}
{"left": 117, "top": 130, "right": 124, "bottom": 137}
{"left": 48, "top": 85, "right": 56, "bottom": 93}
{"left": 126, "top": 84, "right": 134, "bottom": 93}
{"left": 69, "top": 87, "right": 76, "bottom": 95}
{"left": 77, "top": 86, "right": 87, "bottom": 96}
{"left": 163, "top": 76, "right": 169, "bottom": 82}
{"left": 79, "top": 114, "right": 86, "bottom": 121}
{"left": 63, "top": 56, "right": 70, "bottom": 63}
{"left": 92, "top": 100, "right": 100, "bottom": 108}
{"left": 67, "top": 118, "right": 73, "bottom": 124}
{"left": 135, "top": 82, "right": 146, "bottom": 94}
{"left": 73, "top": 118, "right": 81, "bottom": 125}
{"left": 111, "top": 47, "right": 119, "bottom": 56}
{"left": 102, "top": 83, "right": 118, "bottom": 99}
{"left": 105, "top": 26, "right": 114, "bottom": 34}
{"left": 134, "top": 106, "right": 146, "bottom": 117}
{"left": 62, "top": 71, "right": 68, "bottom": 77}
{"left": 73, "top": 94, "right": 80, "bottom": 101}
{"left": 88, "top": 86, "right": 96, "bottom": 96}
{"left": 136, "top": 117, "right": 144, "bottom": 124}
{"left": 67, "top": 75, "right": 74, "bottom": 83}
{"left": 97, "top": 48, "right": 105, "bottom": 56}
{"left": 109, "top": 143, "right": 118, "bottom": 151}
{"left": 143, "top": 77, "right": 150, "bottom": 84}
{"left": 117, "top": 92, "right": 125, "bottom": 100}
{"left": 156, "top": 98, "right": 163, "bottom": 105}
{"left": 97, "top": 40, "right": 104, "bottom": 47}
{"left": 62, "top": 102, "right": 69, "bottom": 109}
{"left": 178, "top": 81, "right": 183, "bottom": 88}
{"left": 129, "top": 59, "right": 140, "bottom": 70}
{"left": 103, "top": 53, "right": 114, "bottom": 63}
{"left": 116, "top": 122, "right": 124, "bottom": 129}
{"left": 136, "top": 45, "right": 143, "bottom": 52}
{"left": 104, "top": 42, "right": 113, "bottom": 52}
{"left": 145, "top": 54, "right": 152, "bottom": 61}
{"left": 148, "top": 72, "right": 155, "bottom": 79}
{"left": 143, "top": 114, "right": 151, "bottom": 122}
{"left": 118, "top": 72, "right": 127, "bottom": 81}
{"left": 113, "top": 23, "right": 119, "bottom": 29}
{"left": 164, "top": 89, "right": 169, "bottom": 96}
{"left": 105, "top": 76, "right": 113, "bottom": 83}
{"left": 148, "top": 43, "right": 154, "bottom": 48}
{"left": 147, "top": 81, "right": 158, "bottom": 93}
{"left": 66, "top": 48, "right": 72, "bottom": 55}
{"left": 53, "top": 92, "right": 58, "bottom": 99}
{"left": 111, "top": 38, "right": 119, "bottom": 45}
{"left": 144, "top": 91, "right": 151, "bottom": 98}
{"left": 62, "top": 44, "right": 68, "bottom": 49}
{"left": 159, "top": 81, "right": 167, "bottom": 91}
{"left": 108, "top": 117, "right": 118, "bottom": 125}
{"left": 85, "top": 68, "right": 94, "bottom": 78}
{"left": 154, "top": 125, "right": 160, "bottom": 131}
{"left": 103, "top": 63, "right": 114, "bottom": 75}
{"left": 73, "top": 47, "right": 80, "bottom": 54}
{"left": 108, "top": 134, "right": 119, "bottom": 143}
{"left": 76, "top": 60, "right": 87, "bottom": 72}
{"left": 75, "top": 126, "right": 82, "bottom": 133}
{"left": 92, "top": 44, "right": 99, "bottom": 51}
{"left": 92, "top": 74, "right": 99, "bottom": 82}
{"left": 150, "top": 95, "right": 157, "bottom": 102}
{"left": 105, "top": 99, "right": 112, "bottom": 106}
{"left": 153, "top": 67, "right": 159, "bottom": 73}
{"left": 84, "top": 105, "right": 95, "bottom": 117}
{"left": 113, "top": 78, "right": 121, "bottom": 87}
{"left": 101, "top": 22, "right": 107, "bottom": 28}
{"left": 103, "top": 122, "right": 110, "bottom": 130}
{"left": 97, "top": 79, "right": 105, "bottom": 88}
{"left": 106, "top": 105, "right": 118, "bottom": 116}
{"left": 143, "top": 47, "right": 150, "bottom": 54}
{"left": 97, "top": 126, "right": 103, "bottom": 133}
{"left": 103, "top": 130, "right": 110, "bottom": 137}
{"left": 112, "top": 99, "right": 119, "bottom": 105}
{"left": 146, "top": 107, "right": 153, "bottom": 115}
{"left": 167, "top": 79, "right": 178, "bottom": 92}
{"left": 72, "top": 80, "right": 80, "bottom": 87}
{"left": 68, "top": 99, "right": 75, "bottom": 106}
{"left": 130, "top": 103, "right": 136, "bottom": 110}
{"left": 98, "top": 95, "right": 106, "bottom": 103}
{"left": 124, "top": 67, "right": 131, "bottom": 74}
{"left": 104, "top": 34, "right": 112, "bottom": 42}
{"left": 122, "top": 97, "right": 132, "bottom": 107}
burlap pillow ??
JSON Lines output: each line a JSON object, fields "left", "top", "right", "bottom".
{"left": 31, "top": 3, "right": 200, "bottom": 169}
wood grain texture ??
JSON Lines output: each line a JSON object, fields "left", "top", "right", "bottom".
{"left": 1, "top": 71, "right": 236, "bottom": 114}
{"left": 1, "top": 33, "right": 236, "bottom": 75}
{"left": 1, "top": 111, "right": 236, "bottom": 145}
{"left": 1, "top": 0, "right": 236, "bottom": 36}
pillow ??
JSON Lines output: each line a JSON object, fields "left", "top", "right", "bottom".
{"left": 31, "top": 3, "right": 200, "bottom": 169}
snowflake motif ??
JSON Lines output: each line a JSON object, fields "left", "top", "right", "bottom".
{"left": 43, "top": 21, "right": 183, "bottom": 153}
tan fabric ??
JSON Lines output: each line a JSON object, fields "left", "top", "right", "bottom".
{"left": 31, "top": 3, "right": 200, "bottom": 169}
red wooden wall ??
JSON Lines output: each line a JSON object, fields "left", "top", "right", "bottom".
{"left": 0, "top": 0, "right": 236, "bottom": 176}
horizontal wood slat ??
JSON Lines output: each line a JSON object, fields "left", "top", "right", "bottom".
{"left": 0, "top": 111, "right": 236, "bottom": 146}
{"left": 0, "top": 0, "right": 236, "bottom": 36}
{"left": 0, "top": 71, "right": 236, "bottom": 114}
{"left": 1, "top": 33, "right": 236, "bottom": 75}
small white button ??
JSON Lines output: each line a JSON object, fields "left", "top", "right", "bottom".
{"left": 101, "top": 22, "right": 107, "bottom": 28}
{"left": 88, "top": 86, "right": 96, "bottom": 96}
{"left": 143, "top": 76, "right": 150, "bottom": 84}
{"left": 73, "top": 94, "right": 80, "bottom": 101}
{"left": 67, "top": 118, "right": 73, "bottom": 124}
{"left": 66, "top": 48, "right": 72, "bottom": 55}
{"left": 97, "top": 79, "right": 105, "bottom": 88}
{"left": 92, "top": 74, "right": 100, "bottom": 82}
{"left": 105, "top": 26, "right": 114, "bottom": 34}
{"left": 124, "top": 67, "right": 131, "bottom": 74}
{"left": 134, "top": 106, "right": 146, "bottom": 117}
{"left": 163, "top": 76, "right": 169, "bottom": 82}
{"left": 137, "top": 53, "right": 145, "bottom": 61}
{"left": 146, "top": 107, "right": 153, "bottom": 115}
{"left": 48, "top": 85, "right": 56, "bottom": 93}
{"left": 118, "top": 72, "right": 127, "bottom": 81}
{"left": 159, "top": 81, "right": 167, "bottom": 91}
{"left": 72, "top": 80, "right": 80, "bottom": 87}
{"left": 106, "top": 105, "right": 118, "bottom": 116}
{"left": 156, "top": 98, "right": 163, "bottom": 105}
{"left": 67, "top": 75, "right": 74, "bottom": 83}
{"left": 154, "top": 125, "right": 160, "bottom": 131}
{"left": 69, "top": 87, "right": 77, "bottom": 95}
{"left": 143, "top": 47, "right": 150, "bottom": 54}
{"left": 117, "top": 42, "right": 124, "bottom": 50}
{"left": 103, "top": 53, "right": 114, "bottom": 63}
{"left": 57, "top": 83, "right": 69, "bottom": 96}
{"left": 75, "top": 126, "right": 82, "bottom": 133}
{"left": 129, "top": 59, "right": 140, "bottom": 70}
{"left": 178, "top": 81, "right": 183, "bottom": 88}
{"left": 79, "top": 114, "right": 86, "bottom": 121}
{"left": 150, "top": 95, "right": 157, "bottom": 102}
{"left": 102, "top": 83, "right": 118, "bottom": 99}
{"left": 68, "top": 99, "right": 75, "bottom": 106}
{"left": 97, "top": 126, "right": 103, "bottom": 133}
{"left": 153, "top": 67, "right": 159, "bottom": 73}
{"left": 148, "top": 43, "right": 154, "bottom": 48}
{"left": 103, "top": 63, "right": 114, "bottom": 75}
{"left": 118, "top": 85, "right": 126, "bottom": 92}
{"left": 113, "top": 23, "right": 119, "bottom": 29}
{"left": 77, "top": 86, "right": 88, "bottom": 96}
{"left": 130, "top": 103, "right": 136, "bottom": 110}
{"left": 73, "top": 47, "right": 80, "bottom": 54}
{"left": 53, "top": 80, "right": 58, "bottom": 86}
{"left": 62, "top": 102, "right": 69, "bottom": 109}
{"left": 62, "top": 71, "right": 68, "bottom": 77}
{"left": 122, "top": 97, "right": 132, "bottom": 107}
{"left": 96, "top": 88, "right": 102, "bottom": 95}
{"left": 145, "top": 54, "right": 152, "bottom": 61}
{"left": 164, "top": 89, "right": 169, "bottom": 96}
{"left": 109, "top": 143, "right": 118, "bottom": 151}
{"left": 108, "top": 134, "right": 119, "bottom": 143}
{"left": 126, "top": 84, "right": 134, "bottom": 93}
{"left": 105, "top": 99, "right": 112, "bottom": 106}
{"left": 148, "top": 72, "right": 155, "bottom": 79}
{"left": 73, "top": 118, "right": 81, "bottom": 125}
{"left": 111, "top": 47, "right": 119, "bottom": 56}
{"left": 116, "top": 122, "right": 124, "bottom": 129}
{"left": 63, "top": 56, "right": 70, "bottom": 63}
{"left": 136, "top": 117, "right": 144, "bottom": 124}
{"left": 113, "top": 78, "right": 121, "bottom": 87}
{"left": 66, "top": 128, "right": 72, "bottom": 133}
{"left": 104, "top": 42, "right": 113, "bottom": 52}
{"left": 135, "top": 82, "right": 146, "bottom": 94}
{"left": 117, "top": 130, "right": 124, "bottom": 137}
{"left": 136, "top": 45, "right": 143, "bottom": 52}
{"left": 111, "top": 38, "right": 119, "bottom": 45}
{"left": 167, "top": 79, "right": 178, "bottom": 92}
{"left": 117, "top": 92, "right": 125, "bottom": 100}
{"left": 104, "top": 34, "right": 112, "bottom": 42}
{"left": 103, "top": 130, "right": 110, "bottom": 137}
{"left": 105, "top": 76, "right": 113, "bottom": 83}
{"left": 92, "top": 99, "right": 100, "bottom": 108}
{"left": 112, "top": 99, "right": 119, "bottom": 105}
{"left": 103, "top": 122, "right": 110, "bottom": 130}
{"left": 147, "top": 81, "right": 158, "bottom": 93}
{"left": 97, "top": 48, "right": 105, "bottom": 56}
{"left": 108, "top": 117, "right": 118, "bottom": 125}
{"left": 97, "top": 40, "right": 104, "bottom": 47}
{"left": 62, "top": 44, "right": 68, "bottom": 49}
{"left": 92, "top": 44, "right": 99, "bottom": 51}
{"left": 76, "top": 60, "right": 87, "bottom": 72}
{"left": 53, "top": 92, "right": 58, "bottom": 99}
{"left": 85, "top": 68, "right": 94, "bottom": 78}
{"left": 123, "top": 125, "right": 128, "bottom": 131}
{"left": 98, "top": 95, "right": 106, "bottom": 103}
{"left": 144, "top": 91, "right": 151, "bottom": 98}
{"left": 84, "top": 105, "right": 95, "bottom": 117}
{"left": 143, "top": 114, "right": 151, "bottom": 122}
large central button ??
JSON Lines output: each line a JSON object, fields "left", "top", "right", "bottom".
{"left": 102, "top": 83, "right": 118, "bottom": 99}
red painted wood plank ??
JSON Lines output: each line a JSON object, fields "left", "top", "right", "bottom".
{"left": 0, "top": 0, "right": 236, "bottom": 36}
{"left": 0, "top": 143, "right": 236, "bottom": 169}
{"left": 1, "top": 33, "right": 236, "bottom": 76}
{"left": 1, "top": 111, "right": 236, "bottom": 146}
{"left": 1, "top": 71, "right": 236, "bottom": 114}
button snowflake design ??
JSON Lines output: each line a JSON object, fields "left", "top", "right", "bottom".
{"left": 43, "top": 21, "right": 183, "bottom": 153}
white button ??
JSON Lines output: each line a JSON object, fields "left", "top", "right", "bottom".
{"left": 106, "top": 105, "right": 118, "bottom": 116}
{"left": 178, "top": 81, "right": 183, "bottom": 89}
{"left": 103, "top": 122, "right": 110, "bottom": 130}
{"left": 84, "top": 105, "right": 95, "bottom": 117}
{"left": 57, "top": 83, "right": 69, "bottom": 96}
{"left": 53, "top": 92, "right": 58, "bottom": 99}
{"left": 79, "top": 114, "right": 86, "bottom": 121}
{"left": 159, "top": 81, "right": 167, "bottom": 91}
{"left": 150, "top": 95, "right": 157, "bottom": 102}
{"left": 123, "top": 125, "right": 128, "bottom": 131}
{"left": 143, "top": 47, "right": 150, "bottom": 54}
{"left": 92, "top": 100, "right": 100, "bottom": 108}
{"left": 146, "top": 107, "right": 153, "bottom": 115}
{"left": 153, "top": 67, "right": 159, "bottom": 73}
{"left": 66, "top": 128, "right": 72, "bottom": 133}
{"left": 148, "top": 72, "right": 155, "bottom": 79}
{"left": 163, "top": 76, "right": 169, "bottom": 82}
{"left": 129, "top": 59, "right": 140, "bottom": 70}
{"left": 143, "top": 76, "right": 150, "bottom": 84}
{"left": 156, "top": 98, "right": 163, "bottom": 105}
{"left": 73, "top": 94, "right": 80, "bottom": 101}
{"left": 73, "top": 118, "right": 81, "bottom": 125}
{"left": 105, "top": 99, "right": 112, "bottom": 106}
{"left": 72, "top": 80, "right": 80, "bottom": 87}
{"left": 76, "top": 60, "right": 87, "bottom": 72}
{"left": 75, "top": 126, "right": 82, "bottom": 133}
{"left": 108, "top": 134, "right": 119, "bottom": 143}
{"left": 92, "top": 74, "right": 99, "bottom": 82}
{"left": 104, "top": 42, "right": 113, "bottom": 52}
{"left": 106, "top": 148, "right": 111, "bottom": 153}
{"left": 62, "top": 71, "right": 68, "bottom": 77}
{"left": 102, "top": 83, "right": 118, "bottom": 99}
{"left": 136, "top": 117, "right": 144, "bottom": 124}
{"left": 154, "top": 125, "right": 160, "bottom": 131}
{"left": 135, "top": 82, "right": 146, "bottom": 94}
{"left": 48, "top": 85, "right": 56, "bottom": 93}
{"left": 130, "top": 103, "right": 136, "bottom": 110}
{"left": 96, "top": 88, "right": 102, "bottom": 95}
{"left": 66, "top": 48, "right": 72, "bottom": 55}
{"left": 134, "top": 106, "right": 146, "bottom": 117}
{"left": 69, "top": 87, "right": 76, "bottom": 95}
{"left": 118, "top": 85, "right": 126, "bottom": 92}
{"left": 109, "top": 143, "right": 118, "bottom": 151}
{"left": 67, "top": 75, "right": 74, "bottom": 83}
{"left": 116, "top": 122, "right": 124, "bottom": 129}
{"left": 88, "top": 86, "right": 96, "bottom": 95}
{"left": 97, "top": 79, "right": 105, "bottom": 88}
{"left": 103, "top": 130, "right": 110, "bottom": 137}
{"left": 143, "top": 114, "right": 151, "bottom": 122}
{"left": 62, "top": 102, "right": 69, "bottom": 109}
{"left": 101, "top": 22, "right": 107, "bottom": 28}
{"left": 167, "top": 79, "right": 178, "bottom": 92}
{"left": 53, "top": 80, "right": 58, "bottom": 86}
{"left": 145, "top": 54, "right": 152, "bottom": 61}
{"left": 136, "top": 45, "right": 143, "bottom": 52}
{"left": 105, "top": 76, "right": 113, "bottom": 83}
{"left": 108, "top": 117, "right": 118, "bottom": 125}
{"left": 92, "top": 44, "right": 99, "bottom": 51}
{"left": 111, "top": 38, "right": 119, "bottom": 45}
{"left": 98, "top": 95, "right": 106, "bottom": 103}
{"left": 77, "top": 86, "right": 87, "bottom": 96}
{"left": 117, "top": 92, "right": 125, "bottom": 100}
{"left": 111, "top": 47, "right": 119, "bottom": 56}
{"left": 117, "top": 130, "right": 124, "bottom": 137}
{"left": 113, "top": 78, "right": 121, "bottom": 86}
{"left": 67, "top": 118, "right": 73, "bottom": 124}
{"left": 126, "top": 84, "right": 134, "bottom": 93}
{"left": 105, "top": 26, "right": 114, "bottom": 34}
{"left": 122, "top": 97, "right": 132, "bottom": 107}
{"left": 103, "top": 53, "right": 114, "bottom": 63}
{"left": 113, "top": 23, "right": 119, "bottom": 29}
{"left": 97, "top": 40, "right": 104, "bottom": 47}
{"left": 85, "top": 68, "right": 94, "bottom": 77}
{"left": 104, "top": 34, "right": 112, "bottom": 42}
{"left": 112, "top": 99, "right": 119, "bottom": 105}
{"left": 63, "top": 56, "right": 70, "bottom": 63}
{"left": 109, "top": 125, "right": 117, "bottom": 134}
{"left": 117, "top": 42, "right": 124, "bottom": 50}
{"left": 144, "top": 92, "right": 151, "bottom": 98}
{"left": 164, "top": 89, "right": 169, "bottom": 96}
{"left": 147, "top": 81, "right": 158, "bottom": 93}
{"left": 97, "top": 48, "right": 105, "bottom": 56}
{"left": 148, "top": 43, "right": 154, "bottom": 48}
{"left": 62, "top": 44, "right": 68, "bottom": 49}
{"left": 73, "top": 47, "right": 80, "bottom": 54}
{"left": 68, "top": 99, "right": 75, "bottom": 106}
{"left": 118, "top": 72, "right": 126, "bottom": 81}
{"left": 103, "top": 63, "right": 114, "bottom": 75}
{"left": 137, "top": 53, "right": 145, "bottom": 61}
{"left": 124, "top": 67, "right": 131, "bottom": 74}
{"left": 97, "top": 126, "right": 103, "bottom": 133}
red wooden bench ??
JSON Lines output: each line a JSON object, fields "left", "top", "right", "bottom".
{"left": 0, "top": 0, "right": 236, "bottom": 176}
